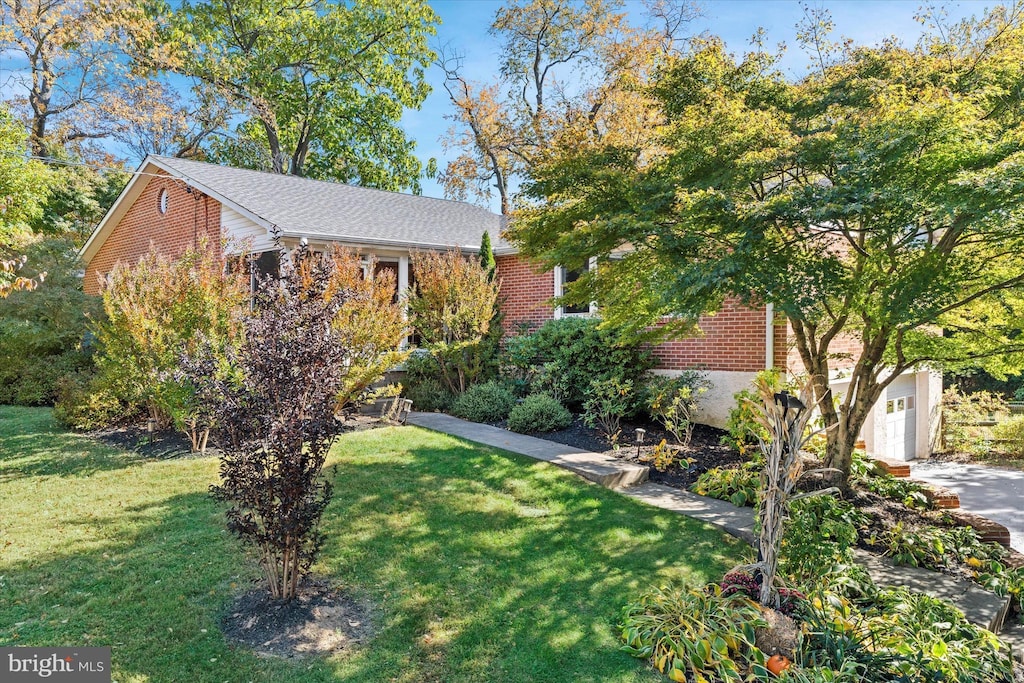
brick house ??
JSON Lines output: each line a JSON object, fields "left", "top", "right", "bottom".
{"left": 82, "top": 156, "right": 939, "bottom": 461}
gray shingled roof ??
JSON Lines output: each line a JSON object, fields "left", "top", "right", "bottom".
{"left": 152, "top": 156, "right": 509, "bottom": 251}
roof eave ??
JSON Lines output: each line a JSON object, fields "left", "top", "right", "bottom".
{"left": 80, "top": 156, "right": 283, "bottom": 266}
{"left": 274, "top": 230, "right": 486, "bottom": 253}
{"left": 79, "top": 155, "right": 158, "bottom": 265}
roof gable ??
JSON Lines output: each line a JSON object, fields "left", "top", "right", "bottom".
{"left": 81, "top": 156, "right": 509, "bottom": 265}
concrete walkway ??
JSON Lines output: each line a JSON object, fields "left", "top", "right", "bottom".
{"left": 405, "top": 412, "right": 1012, "bottom": 636}
{"left": 621, "top": 482, "right": 757, "bottom": 545}
{"left": 911, "top": 460, "right": 1024, "bottom": 553}
{"left": 406, "top": 412, "right": 649, "bottom": 489}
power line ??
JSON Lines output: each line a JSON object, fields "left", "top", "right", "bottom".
{"left": 0, "top": 152, "right": 204, "bottom": 196}
{"left": 15, "top": 153, "right": 187, "bottom": 182}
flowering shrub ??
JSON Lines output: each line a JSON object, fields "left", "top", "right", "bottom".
{"left": 720, "top": 570, "right": 760, "bottom": 599}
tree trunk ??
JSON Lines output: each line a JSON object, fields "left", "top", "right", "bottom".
{"left": 29, "top": 112, "right": 48, "bottom": 158}
{"left": 494, "top": 163, "right": 510, "bottom": 216}
{"left": 789, "top": 315, "right": 902, "bottom": 488}
{"left": 254, "top": 98, "right": 286, "bottom": 174}
{"left": 825, "top": 419, "right": 860, "bottom": 488}
{"left": 27, "top": 46, "right": 52, "bottom": 157}
{"left": 291, "top": 121, "right": 311, "bottom": 176}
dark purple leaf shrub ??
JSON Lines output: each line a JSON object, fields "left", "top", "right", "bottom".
{"left": 186, "top": 246, "right": 348, "bottom": 600}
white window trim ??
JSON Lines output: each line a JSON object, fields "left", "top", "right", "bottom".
{"left": 554, "top": 258, "right": 597, "bottom": 319}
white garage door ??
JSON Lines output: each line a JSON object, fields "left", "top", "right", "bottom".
{"left": 885, "top": 378, "right": 917, "bottom": 461}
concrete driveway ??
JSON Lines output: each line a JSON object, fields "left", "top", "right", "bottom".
{"left": 911, "top": 460, "right": 1024, "bottom": 553}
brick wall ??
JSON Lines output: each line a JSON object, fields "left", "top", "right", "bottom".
{"left": 495, "top": 254, "right": 555, "bottom": 332}
{"left": 776, "top": 319, "right": 861, "bottom": 374}
{"left": 494, "top": 256, "right": 779, "bottom": 374}
{"left": 84, "top": 173, "right": 222, "bottom": 294}
{"left": 652, "top": 299, "right": 770, "bottom": 372}
{"left": 774, "top": 315, "right": 790, "bottom": 370}
{"left": 825, "top": 333, "right": 862, "bottom": 370}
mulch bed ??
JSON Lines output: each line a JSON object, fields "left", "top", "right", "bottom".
{"left": 221, "top": 576, "right": 373, "bottom": 658}
{"left": 91, "top": 424, "right": 209, "bottom": 459}
{"left": 89, "top": 413, "right": 388, "bottom": 459}
{"left": 520, "top": 416, "right": 745, "bottom": 489}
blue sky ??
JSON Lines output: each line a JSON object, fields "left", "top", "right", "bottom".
{"left": 407, "top": 0, "right": 985, "bottom": 208}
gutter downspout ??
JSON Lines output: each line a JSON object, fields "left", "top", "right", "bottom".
{"left": 765, "top": 303, "right": 775, "bottom": 370}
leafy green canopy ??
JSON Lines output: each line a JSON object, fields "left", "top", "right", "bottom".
{"left": 161, "top": 0, "right": 438, "bottom": 189}
{"left": 0, "top": 238, "right": 100, "bottom": 405}
{"left": 510, "top": 6, "right": 1024, "bottom": 477}
{"left": 0, "top": 106, "right": 52, "bottom": 250}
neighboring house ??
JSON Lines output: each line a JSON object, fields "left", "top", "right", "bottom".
{"left": 81, "top": 156, "right": 939, "bottom": 461}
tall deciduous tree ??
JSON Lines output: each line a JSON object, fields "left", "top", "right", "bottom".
{"left": 160, "top": 0, "right": 437, "bottom": 189}
{"left": 0, "top": 0, "right": 174, "bottom": 157}
{"left": 35, "top": 161, "right": 130, "bottom": 247}
{"left": 0, "top": 107, "right": 52, "bottom": 249}
{"left": 0, "top": 105, "right": 52, "bottom": 297}
{"left": 439, "top": 0, "right": 697, "bottom": 213}
{"left": 510, "top": 4, "right": 1024, "bottom": 481}
{"left": 0, "top": 237, "right": 100, "bottom": 404}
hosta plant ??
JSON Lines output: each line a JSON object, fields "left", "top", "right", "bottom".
{"left": 866, "top": 589, "right": 1014, "bottom": 682}
{"left": 798, "top": 590, "right": 1015, "bottom": 682}
{"left": 874, "top": 522, "right": 946, "bottom": 569}
{"left": 620, "top": 584, "right": 765, "bottom": 682}
{"left": 691, "top": 462, "right": 761, "bottom": 507}
{"left": 850, "top": 452, "right": 930, "bottom": 510}
{"left": 779, "top": 496, "right": 867, "bottom": 592}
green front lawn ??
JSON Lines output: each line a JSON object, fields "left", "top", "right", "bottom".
{"left": 0, "top": 406, "right": 746, "bottom": 682}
